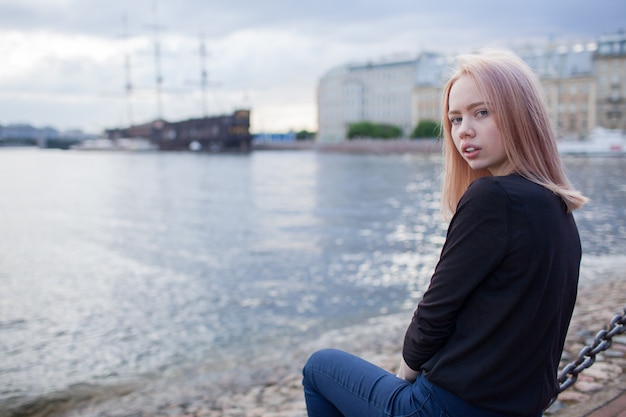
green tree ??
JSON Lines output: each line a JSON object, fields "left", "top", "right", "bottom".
{"left": 347, "top": 121, "right": 402, "bottom": 139}
{"left": 411, "top": 119, "right": 441, "bottom": 139}
{"left": 347, "top": 121, "right": 374, "bottom": 139}
{"left": 296, "top": 130, "right": 315, "bottom": 140}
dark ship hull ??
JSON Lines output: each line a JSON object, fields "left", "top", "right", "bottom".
{"left": 105, "top": 110, "right": 252, "bottom": 152}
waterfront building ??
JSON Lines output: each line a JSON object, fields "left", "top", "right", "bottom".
{"left": 317, "top": 30, "right": 625, "bottom": 143}
{"left": 0, "top": 123, "right": 94, "bottom": 148}
{"left": 253, "top": 131, "right": 296, "bottom": 143}
{"left": 594, "top": 31, "right": 626, "bottom": 131}
{"left": 518, "top": 43, "right": 596, "bottom": 140}
{"left": 412, "top": 53, "right": 450, "bottom": 134}
{"left": 0, "top": 124, "right": 58, "bottom": 143}
{"left": 317, "top": 55, "right": 422, "bottom": 142}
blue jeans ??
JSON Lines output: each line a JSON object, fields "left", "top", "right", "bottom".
{"left": 302, "top": 349, "right": 542, "bottom": 417}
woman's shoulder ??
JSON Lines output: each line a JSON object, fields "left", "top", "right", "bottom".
{"left": 465, "top": 174, "right": 519, "bottom": 195}
{"left": 466, "top": 174, "right": 558, "bottom": 210}
{"left": 459, "top": 176, "right": 512, "bottom": 210}
{"left": 463, "top": 174, "right": 544, "bottom": 206}
{"left": 468, "top": 174, "right": 538, "bottom": 194}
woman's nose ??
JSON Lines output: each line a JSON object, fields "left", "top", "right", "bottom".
{"left": 458, "top": 120, "right": 475, "bottom": 138}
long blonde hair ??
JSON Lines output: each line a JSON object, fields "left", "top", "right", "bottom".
{"left": 440, "top": 50, "right": 588, "bottom": 216}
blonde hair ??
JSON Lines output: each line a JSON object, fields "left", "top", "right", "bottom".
{"left": 440, "top": 49, "right": 588, "bottom": 216}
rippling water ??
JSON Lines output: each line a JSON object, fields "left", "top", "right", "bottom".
{"left": 0, "top": 148, "right": 624, "bottom": 415}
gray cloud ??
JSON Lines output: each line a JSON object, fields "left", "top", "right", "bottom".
{"left": 0, "top": 0, "right": 623, "bottom": 132}
{"left": 2, "top": 0, "right": 623, "bottom": 40}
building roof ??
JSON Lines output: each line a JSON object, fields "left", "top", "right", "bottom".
{"left": 414, "top": 52, "right": 449, "bottom": 86}
{"left": 516, "top": 43, "right": 596, "bottom": 78}
{"left": 596, "top": 30, "right": 626, "bottom": 56}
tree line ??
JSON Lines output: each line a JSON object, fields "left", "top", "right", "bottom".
{"left": 290, "top": 119, "right": 441, "bottom": 141}
{"left": 347, "top": 119, "right": 441, "bottom": 140}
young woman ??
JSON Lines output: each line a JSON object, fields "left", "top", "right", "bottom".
{"left": 302, "top": 50, "right": 588, "bottom": 417}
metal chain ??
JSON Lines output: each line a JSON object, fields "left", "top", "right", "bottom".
{"left": 545, "top": 306, "right": 626, "bottom": 410}
{"left": 556, "top": 307, "right": 626, "bottom": 394}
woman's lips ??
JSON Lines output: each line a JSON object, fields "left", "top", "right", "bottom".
{"left": 462, "top": 144, "right": 480, "bottom": 158}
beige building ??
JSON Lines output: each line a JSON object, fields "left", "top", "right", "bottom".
{"left": 317, "top": 31, "right": 625, "bottom": 142}
{"left": 595, "top": 32, "right": 626, "bottom": 131}
{"left": 317, "top": 53, "right": 444, "bottom": 143}
{"left": 519, "top": 44, "right": 597, "bottom": 140}
{"left": 411, "top": 84, "right": 442, "bottom": 131}
{"left": 412, "top": 45, "right": 600, "bottom": 141}
{"left": 542, "top": 74, "right": 596, "bottom": 140}
{"left": 411, "top": 53, "right": 449, "bottom": 133}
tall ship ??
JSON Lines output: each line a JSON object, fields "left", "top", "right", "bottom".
{"left": 104, "top": 109, "right": 252, "bottom": 152}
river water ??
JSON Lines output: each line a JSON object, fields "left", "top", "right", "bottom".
{"left": 0, "top": 148, "right": 625, "bottom": 415}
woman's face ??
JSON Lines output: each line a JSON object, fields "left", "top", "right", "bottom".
{"left": 447, "top": 75, "right": 512, "bottom": 176}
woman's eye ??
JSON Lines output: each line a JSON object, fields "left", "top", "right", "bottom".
{"left": 450, "top": 117, "right": 461, "bottom": 125}
{"left": 476, "top": 109, "right": 489, "bottom": 117}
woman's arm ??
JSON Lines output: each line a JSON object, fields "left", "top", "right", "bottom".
{"left": 396, "top": 357, "right": 419, "bottom": 382}
{"left": 402, "top": 178, "right": 510, "bottom": 371}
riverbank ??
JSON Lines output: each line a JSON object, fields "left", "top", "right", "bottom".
{"left": 83, "top": 267, "right": 624, "bottom": 417}
{"left": 252, "top": 138, "right": 443, "bottom": 154}
{"left": 200, "top": 285, "right": 626, "bottom": 417}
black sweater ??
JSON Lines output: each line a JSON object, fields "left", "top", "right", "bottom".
{"left": 403, "top": 175, "right": 581, "bottom": 416}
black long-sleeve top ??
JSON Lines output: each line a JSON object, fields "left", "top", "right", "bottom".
{"left": 403, "top": 174, "right": 581, "bottom": 416}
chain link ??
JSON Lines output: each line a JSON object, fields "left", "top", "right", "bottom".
{"left": 546, "top": 306, "right": 626, "bottom": 409}
{"left": 557, "top": 308, "right": 626, "bottom": 393}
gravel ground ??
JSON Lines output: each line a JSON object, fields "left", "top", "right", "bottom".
{"left": 141, "top": 273, "right": 626, "bottom": 417}
{"left": 56, "top": 263, "right": 626, "bottom": 417}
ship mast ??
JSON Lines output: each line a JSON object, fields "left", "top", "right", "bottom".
{"left": 199, "top": 34, "right": 209, "bottom": 117}
{"left": 122, "top": 15, "right": 134, "bottom": 126}
{"left": 151, "top": 0, "right": 164, "bottom": 120}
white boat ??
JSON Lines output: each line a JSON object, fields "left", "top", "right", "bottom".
{"left": 558, "top": 128, "right": 626, "bottom": 155}
{"left": 71, "top": 137, "right": 158, "bottom": 152}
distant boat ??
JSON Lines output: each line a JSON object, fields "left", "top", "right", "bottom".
{"left": 558, "top": 127, "right": 626, "bottom": 155}
{"left": 103, "top": 110, "right": 253, "bottom": 152}
{"left": 71, "top": 137, "right": 158, "bottom": 152}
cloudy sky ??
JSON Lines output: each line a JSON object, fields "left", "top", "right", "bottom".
{"left": 0, "top": 0, "right": 624, "bottom": 134}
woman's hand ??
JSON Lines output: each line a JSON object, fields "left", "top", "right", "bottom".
{"left": 396, "top": 358, "right": 419, "bottom": 382}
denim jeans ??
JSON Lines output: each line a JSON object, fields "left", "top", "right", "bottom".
{"left": 302, "top": 349, "right": 542, "bottom": 417}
